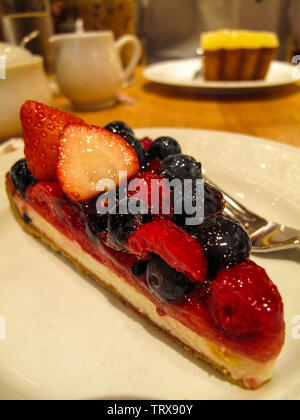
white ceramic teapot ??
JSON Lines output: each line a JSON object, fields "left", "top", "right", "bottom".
{"left": 50, "top": 30, "right": 142, "bottom": 110}
{"left": 0, "top": 42, "right": 52, "bottom": 140}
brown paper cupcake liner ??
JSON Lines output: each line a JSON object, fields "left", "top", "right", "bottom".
{"left": 203, "top": 47, "right": 277, "bottom": 81}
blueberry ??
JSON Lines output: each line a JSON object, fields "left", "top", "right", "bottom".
{"left": 148, "top": 137, "right": 182, "bottom": 161}
{"left": 192, "top": 215, "right": 252, "bottom": 279}
{"left": 10, "top": 159, "right": 36, "bottom": 197}
{"left": 81, "top": 199, "right": 108, "bottom": 235}
{"left": 203, "top": 183, "right": 225, "bottom": 217}
{"left": 107, "top": 198, "right": 152, "bottom": 251}
{"left": 172, "top": 182, "right": 224, "bottom": 227}
{"left": 86, "top": 214, "right": 108, "bottom": 236}
{"left": 118, "top": 132, "right": 146, "bottom": 166}
{"left": 105, "top": 121, "right": 134, "bottom": 136}
{"left": 104, "top": 121, "right": 143, "bottom": 164}
{"left": 159, "top": 155, "right": 202, "bottom": 182}
{"left": 146, "top": 255, "right": 195, "bottom": 303}
{"left": 131, "top": 260, "right": 149, "bottom": 278}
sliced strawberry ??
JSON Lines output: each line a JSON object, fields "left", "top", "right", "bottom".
{"left": 127, "top": 219, "right": 207, "bottom": 282}
{"left": 57, "top": 124, "right": 140, "bottom": 201}
{"left": 20, "top": 100, "right": 85, "bottom": 181}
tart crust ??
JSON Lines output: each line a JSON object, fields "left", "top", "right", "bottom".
{"left": 6, "top": 177, "right": 273, "bottom": 390}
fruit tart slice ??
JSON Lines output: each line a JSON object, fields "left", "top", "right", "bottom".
{"left": 5, "top": 101, "right": 285, "bottom": 390}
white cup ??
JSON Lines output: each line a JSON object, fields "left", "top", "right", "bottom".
{"left": 0, "top": 42, "right": 52, "bottom": 141}
{"left": 49, "top": 31, "right": 142, "bottom": 110}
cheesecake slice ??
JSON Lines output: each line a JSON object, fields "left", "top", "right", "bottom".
{"left": 5, "top": 101, "right": 285, "bottom": 390}
{"left": 201, "top": 29, "right": 279, "bottom": 81}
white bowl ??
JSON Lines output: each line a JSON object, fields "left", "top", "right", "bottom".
{"left": 0, "top": 42, "right": 52, "bottom": 141}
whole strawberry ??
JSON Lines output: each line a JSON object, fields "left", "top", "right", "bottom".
{"left": 20, "top": 100, "right": 84, "bottom": 181}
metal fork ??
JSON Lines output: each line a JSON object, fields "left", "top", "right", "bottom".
{"left": 204, "top": 176, "right": 300, "bottom": 253}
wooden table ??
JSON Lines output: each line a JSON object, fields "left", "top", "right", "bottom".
{"left": 54, "top": 66, "right": 300, "bottom": 149}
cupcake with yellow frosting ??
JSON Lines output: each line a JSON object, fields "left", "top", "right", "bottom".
{"left": 201, "top": 30, "right": 279, "bottom": 81}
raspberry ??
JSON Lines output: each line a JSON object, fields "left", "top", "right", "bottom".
{"left": 128, "top": 172, "right": 172, "bottom": 217}
{"left": 209, "top": 261, "right": 284, "bottom": 339}
{"left": 140, "top": 137, "right": 153, "bottom": 152}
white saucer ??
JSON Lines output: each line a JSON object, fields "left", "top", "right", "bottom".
{"left": 0, "top": 128, "right": 300, "bottom": 400}
{"left": 144, "top": 59, "right": 300, "bottom": 95}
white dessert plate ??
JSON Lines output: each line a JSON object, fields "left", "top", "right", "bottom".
{"left": 144, "top": 59, "right": 300, "bottom": 94}
{"left": 0, "top": 128, "right": 300, "bottom": 400}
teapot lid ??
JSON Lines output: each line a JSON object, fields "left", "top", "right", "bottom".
{"left": 49, "top": 20, "right": 113, "bottom": 44}
{"left": 0, "top": 42, "right": 38, "bottom": 68}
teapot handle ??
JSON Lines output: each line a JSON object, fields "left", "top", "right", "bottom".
{"left": 115, "top": 35, "right": 142, "bottom": 84}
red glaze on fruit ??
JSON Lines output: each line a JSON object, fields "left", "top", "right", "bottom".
{"left": 8, "top": 106, "right": 286, "bottom": 368}
{"left": 8, "top": 175, "right": 285, "bottom": 363}
{"left": 144, "top": 158, "right": 161, "bottom": 173}
{"left": 209, "top": 261, "right": 285, "bottom": 340}
{"left": 128, "top": 171, "right": 172, "bottom": 218}
{"left": 57, "top": 124, "right": 140, "bottom": 201}
{"left": 27, "top": 182, "right": 86, "bottom": 231}
{"left": 140, "top": 137, "right": 153, "bottom": 151}
{"left": 127, "top": 219, "right": 208, "bottom": 283}
{"left": 20, "top": 100, "right": 84, "bottom": 181}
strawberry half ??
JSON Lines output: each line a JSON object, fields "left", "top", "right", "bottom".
{"left": 127, "top": 219, "right": 207, "bottom": 283}
{"left": 20, "top": 100, "right": 85, "bottom": 181}
{"left": 57, "top": 124, "right": 140, "bottom": 201}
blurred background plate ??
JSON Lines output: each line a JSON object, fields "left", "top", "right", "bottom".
{"left": 144, "top": 59, "right": 300, "bottom": 95}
